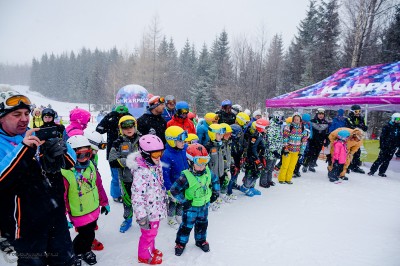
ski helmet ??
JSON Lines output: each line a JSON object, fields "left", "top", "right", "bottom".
{"left": 84, "top": 130, "right": 106, "bottom": 150}
{"left": 41, "top": 108, "right": 56, "bottom": 119}
{"left": 0, "top": 91, "right": 31, "bottom": 118}
{"left": 138, "top": 134, "right": 165, "bottom": 165}
{"left": 67, "top": 135, "right": 91, "bottom": 150}
{"left": 316, "top": 108, "right": 325, "bottom": 114}
{"left": 255, "top": 118, "right": 270, "bottom": 132}
{"left": 176, "top": 101, "right": 189, "bottom": 117}
{"left": 118, "top": 115, "right": 137, "bottom": 133}
{"left": 337, "top": 130, "right": 351, "bottom": 140}
{"left": 232, "top": 104, "right": 243, "bottom": 115}
{"left": 204, "top": 112, "right": 219, "bottom": 125}
{"left": 230, "top": 124, "right": 243, "bottom": 139}
{"left": 302, "top": 113, "right": 311, "bottom": 122}
{"left": 184, "top": 133, "right": 199, "bottom": 145}
{"left": 208, "top": 123, "right": 226, "bottom": 141}
{"left": 252, "top": 110, "right": 262, "bottom": 119}
{"left": 272, "top": 111, "right": 284, "bottom": 123}
{"left": 165, "top": 126, "right": 188, "bottom": 148}
{"left": 236, "top": 112, "right": 250, "bottom": 127}
{"left": 391, "top": 113, "right": 400, "bottom": 123}
{"left": 220, "top": 123, "right": 232, "bottom": 139}
{"left": 186, "top": 143, "right": 210, "bottom": 175}
{"left": 244, "top": 109, "right": 251, "bottom": 116}
{"left": 115, "top": 105, "right": 129, "bottom": 115}
{"left": 165, "top": 95, "right": 176, "bottom": 103}
{"left": 221, "top": 99, "right": 232, "bottom": 107}
{"left": 350, "top": 105, "right": 361, "bottom": 111}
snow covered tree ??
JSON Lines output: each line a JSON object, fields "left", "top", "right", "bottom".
{"left": 382, "top": 5, "right": 400, "bottom": 62}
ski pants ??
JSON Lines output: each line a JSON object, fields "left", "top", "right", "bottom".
{"left": 176, "top": 204, "right": 209, "bottom": 245}
{"left": 73, "top": 220, "right": 97, "bottom": 255}
{"left": 13, "top": 207, "right": 75, "bottom": 266}
{"left": 138, "top": 221, "right": 159, "bottom": 260}
{"left": 349, "top": 149, "right": 362, "bottom": 169}
{"left": 167, "top": 199, "right": 183, "bottom": 218}
{"left": 110, "top": 164, "right": 121, "bottom": 198}
{"left": 120, "top": 181, "right": 133, "bottom": 219}
{"left": 0, "top": 193, "right": 15, "bottom": 240}
{"left": 242, "top": 165, "right": 261, "bottom": 189}
{"left": 219, "top": 172, "right": 229, "bottom": 194}
{"left": 328, "top": 162, "right": 344, "bottom": 180}
{"left": 304, "top": 139, "right": 324, "bottom": 167}
{"left": 227, "top": 156, "right": 241, "bottom": 195}
{"left": 260, "top": 158, "right": 276, "bottom": 186}
{"left": 278, "top": 152, "right": 299, "bottom": 182}
{"left": 370, "top": 149, "right": 396, "bottom": 175}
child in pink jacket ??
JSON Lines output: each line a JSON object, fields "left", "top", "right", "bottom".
{"left": 328, "top": 130, "right": 350, "bottom": 182}
{"left": 126, "top": 134, "right": 167, "bottom": 265}
{"left": 66, "top": 108, "right": 91, "bottom": 137}
{"left": 62, "top": 135, "right": 109, "bottom": 265}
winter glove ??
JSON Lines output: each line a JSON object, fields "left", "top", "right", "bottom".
{"left": 230, "top": 164, "right": 239, "bottom": 176}
{"left": 210, "top": 191, "right": 219, "bottom": 203}
{"left": 67, "top": 221, "right": 73, "bottom": 229}
{"left": 101, "top": 205, "right": 110, "bottom": 215}
{"left": 137, "top": 217, "right": 150, "bottom": 230}
{"left": 182, "top": 200, "right": 192, "bottom": 210}
{"left": 261, "top": 158, "right": 267, "bottom": 168}
{"left": 254, "top": 159, "right": 263, "bottom": 170}
{"left": 282, "top": 149, "right": 289, "bottom": 157}
{"left": 167, "top": 190, "right": 177, "bottom": 203}
{"left": 273, "top": 150, "right": 281, "bottom": 159}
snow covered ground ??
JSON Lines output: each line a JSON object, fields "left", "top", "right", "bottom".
{"left": 1, "top": 86, "right": 400, "bottom": 266}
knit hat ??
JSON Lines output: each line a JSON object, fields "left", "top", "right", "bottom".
{"left": 148, "top": 96, "right": 165, "bottom": 110}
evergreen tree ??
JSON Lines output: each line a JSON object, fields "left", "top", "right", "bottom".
{"left": 382, "top": 6, "right": 400, "bottom": 62}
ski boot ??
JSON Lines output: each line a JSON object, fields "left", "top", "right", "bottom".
{"left": 339, "top": 176, "right": 349, "bottom": 181}
{"left": 249, "top": 187, "right": 261, "bottom": 195}
{"left": 91, "top": 238, "right": 104, "bottom": 251}
{"left": 367, "top": 172, "right": 374, "bottom": 176}
{"left": 81, "top": 251, "right": 97, "bottom": 265}
{"left": 293, "top": 171, "right": 301, "bottom": 178}
{"left": 210, "top": 202, "right": 220, "bottom": 211}
{"left": 175, "top": 243, "right": 186, "bottom": 256}
{"left": 196, "top": 241, "right": 210, "bottom": 252}
{"left": 167, "top": 216, "right": 179, "bottom": 230}
{"left": 120, "top": 218, "right": 132, "bottom": 233}
{"left": 228, "top": 194, "right": 238, "bottom": 200}
{"left": 285, "top": 181, "right": 293, "bottom": 184}
{"left": 259, "top": 182, "right": 270, "bottom": 188}
{"left": 239, "top": 185, "right": 255, "bottom": 197}
{"left": 352, "top": 167, "right": 365, "bottom": 174}
{"left": 221, "top": 193, "right": 232, "bottom": 203}
{"left": 268, "top": 181, "right": 275, "bottom": 186}
{"left": 113, "top": 196, "right": 123, "bottom": 203}
{"left": 302, "top": 166, "right": 308, "bottom": 173}
{"left": 308, "top": 166, "right": 316, "bottom": 172}
{"left": 138, "top": 254, "right": 162, "bottom": 264}
{"left": 378, "top": 173, "right": 387, "bottom": 177}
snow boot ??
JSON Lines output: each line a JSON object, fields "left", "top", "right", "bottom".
{"left": 378, "top": 173, "right": 387, "bottom": 177}
{"left": 138, "top": 254, "right": 162, "bottom": 264}
{"left": 268, "top": 181, "right": 275, "bottom": 186}
{"left": 196, "top": 241, "right": 210, "bottom": 252}
{"left": 302, "top": 166, "right": 308, "bottom": 173}
{"left": 308, "top": 166, "right": 316, "bottom": 172}
{"left": 153, "top": 249, "right": 163, "bottom": 257}
{"left": 91, "top": 238, "right": 104, "bottom": 251}
{"left": 339, "top": 176, "right": 349, "bottom": 181}
{"left": 352, "top": 167, "right": 365, "bottom": 174}
{"left": 74, "top": 255, "right": 82, "bottom": 266}
{"left": 167, "top": 216, "right": 179, "bottom": 230}
{"left": 249, "top": 187, "right": 261, "bottom": 195}
{"left": 175, "top": 243, "right": 186, "bottom": 256}
{"left": 285, "top": 181, "right": 293, "bottom": 184}
{"left": 113, "top": 197, "right": 123, "bottom": 203}
{"left": 120, "top": 218, "right": 132, "bottom": 233}
{"left": 81, "top": 251, "right": 97, "bottom": 265}
{"left": 259, "top": 182, "right": 270, "bottom": 188}
{"left": 293, "top": 170, "right": 301, "bottom": 178}
{"left": 367, "top": 172, "right": 374, "bottom": 176}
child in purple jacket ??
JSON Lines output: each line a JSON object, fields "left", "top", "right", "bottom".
{"left": 328, "top": 130, "right": 350, "bottom": 183}
{"left": 62, "top": 135, "right": 110, "bottom": 265}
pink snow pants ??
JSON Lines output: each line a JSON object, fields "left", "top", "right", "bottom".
{"left": 138, "top": 221, "right": 159, "bottom": 260}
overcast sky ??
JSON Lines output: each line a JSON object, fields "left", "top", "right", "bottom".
{"left": 0, "top": 0, "right": 310, "bottom": 65}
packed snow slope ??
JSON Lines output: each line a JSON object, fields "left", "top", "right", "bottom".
{"left": 1, "top": 86, "right": 400, "bottom": 266}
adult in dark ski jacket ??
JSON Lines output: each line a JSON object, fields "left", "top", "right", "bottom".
{"left": 96, "top": 104, "right": 130, "bottom": 202}
{"left": 303, "top": 108, "right": 329, "bottom": 172}
{"left": 40, "top": 107, "right": 67, "bottom": 140}
{"left": 345, "top": 105, "right": 368, "bottom": 174}
{"left": 368, "top": 113, "right": 400, "bottom": 177}
{"left": 137, "top": 95, "right": 167, "bottom": 143}
{"left": 0, "top": 91, "right": 77, "bottom": 266}
{"left": 216, "top": 99, "right": 236, "bottom": 125}
{"left": 329, "top": 109, "right": 346, "bottom": 133}
{"left": 161, "top": 95, "right": 176, "bottom": 123}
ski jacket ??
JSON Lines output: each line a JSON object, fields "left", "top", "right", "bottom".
{"left": 162, "top": 107, "right": 176, "bottom": 123}
{"left": 205, "top": 140, "right": 225, "bottom": 177}
{"left": 161, "top": 143, "right": 189, "bottom": 191}
{"left": 62, "top": 161, "right": 108, "bottom": 227}
{"left": 329, "top": 116, "right": 347, "bottom": 133}
{"left": 96, "top": 110, "right": 127, "bottom": 159}
{"left": 283, "top": 123, "right": 308, "bottom": 154}
{"left": 328, "top": 127, "right": 363, "bottom": 156}
{"left": 0, "top": 127, "right": 76, "bottom": 240}
{"left": 108, "top": 134, "right": 140, "bottom": 182}
{"left": 303, "top": 121, "right": 313, "bottom": 139}
{"left": 196, "top": 120, "right": 210, "bottom": 146}
{"left": 167, "top": 115, "right": 196, "bottom": 134}
{"left": 310, "top": 116, "right": 329, "bottom": 142}
{"left": 66, "top": 108, "right": 91, "bottom": 138}
{"left": 345, "top": 113, "right": 368, "bottom": 131}
{"left": 126, "top": 152, "right": 167, "bottom": 222}
{"left": 29, "top": 115, "right": 44, "bottom": 128}
{"left": 379, "top": 122, "right": 400, "bottom": 151}
{"left": 137, "top": 110, "right": 167, "bottom": 144}
{"left": 246, "top": 132, "right": 266, "bottom": 164}
{"left": 216, "top": 110, "right": 236, "bottom": 125}
{"left": 170, "top": 167, "right": 220, "bottom": 207}
{"left": 265, "top": 120, "right": 283, "bottom": 160}
{"left": 222, "top": 139, "right": 232, "bottom": 169}
{"left": 333, "top": 140, "right": 348, "bottom": 164}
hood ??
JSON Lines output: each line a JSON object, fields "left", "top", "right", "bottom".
{"left": 351, "top": 128, "right": 365, "bottom": 140}
{"left": 126, "top": 151, "right": 146, "bottom": 170}
{"left": 69, "top": 108, "right": 91, "bottom": 125}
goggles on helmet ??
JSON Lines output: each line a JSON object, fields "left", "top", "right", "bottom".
{"left": 185, "top": 139, "right": 199, "bottom": 144}
{"left": 88, "top": 139, "right": 107, "bottom": 150}
{"left": 178, "top": 109, "right": 189, "bottom": 115}
{"left": 75, "top": 149, "right": 93, "bottom": 160}
{"left": 166, "top": 130, "right": 188, "bottom": 142}
{"left": 187, "top": 154, "right": 210, "bottom": 166}
{"left": 353, "top": 110, "right": 361, "bottom": 114}
{"left": 120, "top": 119, "right": 136, "bottom": 129}
{"left": 1, "top": 95, "right": 32, "bottom": 110}
{"left": 150, "top": 150, "right": 164, "bottom": 159}
{"left": 209, "top": 127, "right": 226, "bottom": 135}
{"left": 394, "top": 117, "right": 400, "bottom": 122}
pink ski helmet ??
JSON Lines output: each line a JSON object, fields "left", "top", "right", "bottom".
{"left": 139, "top": 134, "right": 164, "bottom": 153}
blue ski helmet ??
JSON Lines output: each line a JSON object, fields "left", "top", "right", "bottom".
{"left": 230, "top": 124, "right": 243, "bottom": 139}
{"left": 337, "top": 130, "right": 350, "bottom": 140}
{"left": 302, "top": 113, "right": 311, "bottom": 122}
{"left": 176, "top": 101, "right": 189, "bottom": 111}
{"left": 221, "top": 99, "right": 232, "bottom": 107}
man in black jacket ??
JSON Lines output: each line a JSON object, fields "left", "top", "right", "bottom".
{"left": 368, "top": 113, "right": 400, "bottom": 177}
{"left": 0, "top": 91, "right": 77, "bottom": 266}
{"left": 216, "top": 99, "right": 236, "bottom": 125}
{"left": 96, "top": 104, "right": 130, "bottom": 202}
{"left": 137, "top": 95, "right": 167, "bottom": 143}
{"left": 345, "top": 105, "right": 368, "bottom": 173}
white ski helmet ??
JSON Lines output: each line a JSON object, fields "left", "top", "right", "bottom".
{"left": 232, "top": 104, "right": 243, "bottom": 115}
{"left": 67, "top": 135, "right": 91, "bottom": 150}
{"left": 244, "top": 109, "right": 251, "bottom": 116}
{"left": 252, "top": 110, "right": 262, "bottom": 118}
{"left": 84, "top": 130, "right": 106, "bottom": 150}
{"left": 316, "top": 108, "right": 325, "bottom": 114}
{"left": 391, "top": 113, "right": 400, "bottom": 123}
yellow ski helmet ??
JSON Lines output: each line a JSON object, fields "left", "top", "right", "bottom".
{"left": 184, "top": 133, "right": 199, "bottom": 145}
{"left": 165, "top": 126, "right": 188, "bottom": 148}
{"left": 208, "top": 123, "right": 226, "bottom": 141}
{"left": 204, "top": 112, "right": 219, "bottom": 125}
{"left": 236, "top": 112, "right": 250, "bottom": 127}
{"left": 118, "top": 115, "right": 137, "bottom": 134}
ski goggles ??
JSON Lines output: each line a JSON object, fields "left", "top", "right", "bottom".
{"left": 185, "top": 139, "right": 199, "bottom": 144}
{"left": 394, "top": 117, "right": 400, "bottom": 122}
{"left": 150, "top": 150, "right": 164, "bottom": 159}
{"left": 187, "top": 154, "right": 210, "bottom": 166}
{"left": 178, "top": 109, "right": 189, "bottom": 115}
{"left": 1, "top": 95, "right": 32, "bottom": 109}
{"left": 75, "top": 149, "right": 93, "bottom": 160}
{"left": 88, "top": 139, "right": 107, "bottom": 150}
{"left": 208, "top": 127, "right": 226, "bottom": 135}
{"left": 166, "top": 130, "right": 188, "bottom": 142}
{"left": 120, "top": 119, "right": 136, "bottom": 129}
{"left": 353, "top": 110, "right": 361, "bottom": 114}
